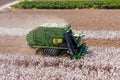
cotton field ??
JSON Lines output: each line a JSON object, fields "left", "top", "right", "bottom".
{"left": 0, "top": 9, "right": 120, "bottom": 80}
{"left": 0, "top": 47, "right": 119, "bottom": 80}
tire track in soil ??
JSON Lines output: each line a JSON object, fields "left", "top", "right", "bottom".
{"left": 0, "top": 36, "right": 34, "bottom": 54}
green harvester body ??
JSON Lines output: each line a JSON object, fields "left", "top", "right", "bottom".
{"left": 26, "top": 23, "right": 88, "bottom": 59}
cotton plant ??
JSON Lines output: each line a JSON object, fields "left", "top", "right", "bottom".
{"left": 0, "top": 47, "right": 119, "bottom": 80}
{"left": 1, "top": 27, "right": 120, "bottom": 40}
{"left": 74, "top": 30, "right": 120, "bottom": 40}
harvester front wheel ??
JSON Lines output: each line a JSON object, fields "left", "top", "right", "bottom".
{"left": 36, "top": 48, "right": 45, "bottom": 55}
{"left": 60, "top": 51, "right": 71, "bottom": 58}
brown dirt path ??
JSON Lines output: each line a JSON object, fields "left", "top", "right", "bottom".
{"left": 0, "top": 36, "right": 120, "bottom": 54}
{"left": 0, "top": 36, "right": 34, "bottom": 54}
{"left": 84, "top": 39, "right": 120, "bottom": 48}
{"left": 0, "top": 9, "right": 120, "bottom": 31}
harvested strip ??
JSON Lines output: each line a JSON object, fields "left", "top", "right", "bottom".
{"left": 0, "top": 47, "right": 119, "bottom": 80}
{"left": 0, "top": 9, "right": 120, "bottom": 31}
{"left": 84, "top": 39, "right": 120, "bottom": 48}
{"left": 0, "top": 36, "right": 120, "bottom": 54}
{"left": 0, "top": 35, "right": 120, "bottom": 55}
{"left": 0, "top": 36, "right": 34, "bottom": 54}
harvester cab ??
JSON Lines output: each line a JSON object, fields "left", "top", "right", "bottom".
{"left": 26, "top": 23, "right": 88, "bottom": 60}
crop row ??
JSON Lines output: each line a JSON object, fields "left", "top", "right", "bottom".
{"left": 1, "top": 27, "right": 120, "bottom": 40}
{"left": 0, "top": 47, "right": 119, "bottom": 79}
{"left": 12, "top": 0, "right": 120, "bottom": 9}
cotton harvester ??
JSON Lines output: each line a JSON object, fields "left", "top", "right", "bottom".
{"left": 26, "top": 23, "right": 88, "bottom": 59}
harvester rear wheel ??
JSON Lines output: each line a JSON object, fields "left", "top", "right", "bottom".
{"left": 36, "top": 48, "right": 45, "bottom": 55}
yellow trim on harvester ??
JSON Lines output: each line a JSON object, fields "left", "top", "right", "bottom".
{"left": 33, "top": 46, "right": 68, "bottom": 49}
{"left": 53, "top": 38, "right": 63, "bottom": 44}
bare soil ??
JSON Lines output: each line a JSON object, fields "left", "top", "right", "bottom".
{"left": 0, "top": 36, "right": 34, "bottom": 54}
{"left": 84, "top": 39, "right": 120, "bottom": 48}
{"left": 0, "top": 9, "right": 120, "bottom": 30}
{"left": 0, "top": 36, "right": 120, "bottom": 54}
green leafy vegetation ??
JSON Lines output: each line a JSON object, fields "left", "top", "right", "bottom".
{"left": 12, "top": 0, "right": 120, "bottom": 9}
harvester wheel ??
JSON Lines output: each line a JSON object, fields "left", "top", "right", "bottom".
{"left": 36, "top": 48, "right": 45, "bottom": 55}
{"left": 60, "top": 51, "right": 71, "bottom": 58}
{"left": 62, "top": 53, "right": 71, "bottom": 58}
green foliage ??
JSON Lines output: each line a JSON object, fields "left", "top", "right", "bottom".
{"left": 72, "top": 43, "right": 88, "bottom": 60}
{"left": 12, "top": 0, "right": 120, "bottom": 9}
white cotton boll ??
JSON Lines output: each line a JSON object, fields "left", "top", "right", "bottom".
{"left": 73, "top": 30, "right": 120, "bottom": 40}
{"left": 0, "top": 27, "right": 120, "bottom": 40}
{"left": 0, "top": 27, "right": 30, "bottom": 36}
{"left": 0, "top": 47, "right": 119, "bottom": 79}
